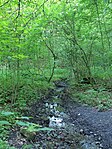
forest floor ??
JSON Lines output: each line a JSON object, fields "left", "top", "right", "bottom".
{"left": 8, "top": 80, "right": 112, "bottom": 149}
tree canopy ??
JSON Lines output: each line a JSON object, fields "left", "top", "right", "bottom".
{"left": 0, "top": 0, "right": 112, "bottom": 147}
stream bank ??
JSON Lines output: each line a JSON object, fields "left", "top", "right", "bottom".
{"left": 8, "top": 80, "right": 111, "bottom": 149}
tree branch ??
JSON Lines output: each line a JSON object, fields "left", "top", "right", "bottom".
{"left": 0, "top": 0, "right": 10, "bottom": 7}
{"left": 16, "top": 0, "right": 21, "bottom": 19}
{"left": 42, "top": 38, "right": 56, "bottom": 83}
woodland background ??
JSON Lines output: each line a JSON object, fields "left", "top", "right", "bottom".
{"left": 0, "top": 0, "right": 112, "bottom": 147}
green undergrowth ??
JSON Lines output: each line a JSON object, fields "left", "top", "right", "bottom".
{"left": 0, "top": 110, "right": 54, "bottom": 148}
{"left": 91, "top": 66, "right": 112, "bottom": 80}
{"left": 71, "top": 83, "right": 112, "bottom": 111}
{"left": 0, "top": 72, "right": 50, "bottom": 147}
{"left": 0, "top": 139, "right": 15, "bottom": 149}
{"left": 0, "top": 72, "right": 51, "bottom": 105}
{"left": 0, "top": 67, "right": 69, "bottom": 148}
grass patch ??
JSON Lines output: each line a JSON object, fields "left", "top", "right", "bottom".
{"left": 0, "top": 68, "right": 53, "bottom": 147}
{"left": 53, "top": 68, "right": 70, "bottom": 81}
{"left": 71, "top": 84, "right": 112, "bottom": 111}
{"left": 0, "top": 139, "right": 15, "bottom": 149}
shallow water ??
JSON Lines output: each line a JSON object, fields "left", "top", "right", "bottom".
{"left": 45, "top": 86, "right": 101, "bottom": 149}
{"left": 8, "top": 80, "right": 103, "bottom": 149}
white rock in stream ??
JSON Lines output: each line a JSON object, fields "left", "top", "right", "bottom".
{"left": 50, "top": 104, "right": 53, "bottom": 109}
{"left": 45, "top": 103, "right": 49, "bottom": 107}
{"left": 49, "top": 116, "right": 65, "bottom": 127}
{"left": 54, "top": 103, "right": 58, "bottom": 107}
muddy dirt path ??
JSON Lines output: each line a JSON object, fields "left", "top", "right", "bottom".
{"left": 8, "top": 80, "right": 112, "bottom": 149}
{"left": 64, "top": 100, "right": 112, "bottom": 149}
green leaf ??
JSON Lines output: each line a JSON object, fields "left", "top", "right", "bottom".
{"left": 20, "top": 116, "right": 30, "bottom": 120}
{"left": 1, "top": 111, "right": 14, "bottom": 116}
{"left": 16, "top": 121, "right": 40, "bottom": 127}
{"left": 0, "top": 121, "right": 11, "bottom": 125}
{"left": 109, "top": 3, "right": 112, "bottom": 9}
{"left": 16, "top": 121, "right": 30, "bottom": 127}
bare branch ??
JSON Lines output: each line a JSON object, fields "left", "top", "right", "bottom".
{"left": 16, "top": 0, "right": 48, "bottom": 37}
{"left": 16, "top": 0, "right": 21, "bottom": 19}
{"left": 0, "top": 0, "right": 10, "bottom": 7}
{"left": 42, "top": 38, "right": 56, "bottom": 83}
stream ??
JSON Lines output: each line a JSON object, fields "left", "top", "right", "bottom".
{"left": 44, "top": 83, "right": 102, "bottom": 149}
{"left": 8, "top": 80, "right": 111, "bottom": 149}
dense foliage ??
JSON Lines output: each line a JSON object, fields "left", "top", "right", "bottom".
{"left": 0, "top": 0, "right": 112, "bottom": 147}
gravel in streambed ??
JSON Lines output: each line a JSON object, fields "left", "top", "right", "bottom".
{"left": 8, "top": 81, "right": 103, "bottom": 149}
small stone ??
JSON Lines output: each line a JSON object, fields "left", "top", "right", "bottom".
{"left": 98, "top": 136, "right": 102, "bottom": 141}
{"left": 54, "top": 103, "right": 58, "bottom": 107}
{"left": 94, "top": 133, "right": 97, "bottom": 137}
{"left": 79, "top": 129, "right": 84, "bottom": 134}
{"left": 45, "top": 103, "right": 49, "bottom": 107}
{"left": 95, "top": 141, "right": 100, "bottom": 145}
{"left": 50, "top": 104, "right": 53, "bottom": 109}
{"left": 89, "top": 131, "right": 93, "bottom": 135}
{"left": 85, "top": 135, "right": 89, "bottom": 138}
{"left": 78, "top": 113, "right": 81, "bottom": 116}
{"left": 99, "top": 144, "right": 103, "bottom": 148}
{"left": 47, "top": 137, "right": 51, "bottom": 140}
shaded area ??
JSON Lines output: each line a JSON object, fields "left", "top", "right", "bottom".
{"left": 8, "top": 81, "right": 84, "bottom": 149}
{"left": 64, "top": 100, "right": 112, "bottom": 149}
{"left": 8, "top": 80, "right": 112, "bottom": 149}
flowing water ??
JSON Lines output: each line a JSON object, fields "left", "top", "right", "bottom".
{"left": 8, "top": 81, "right": 104, "bottom": 149}
{"left": 44, "top": 85, "right": 101, "bottom": 149}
